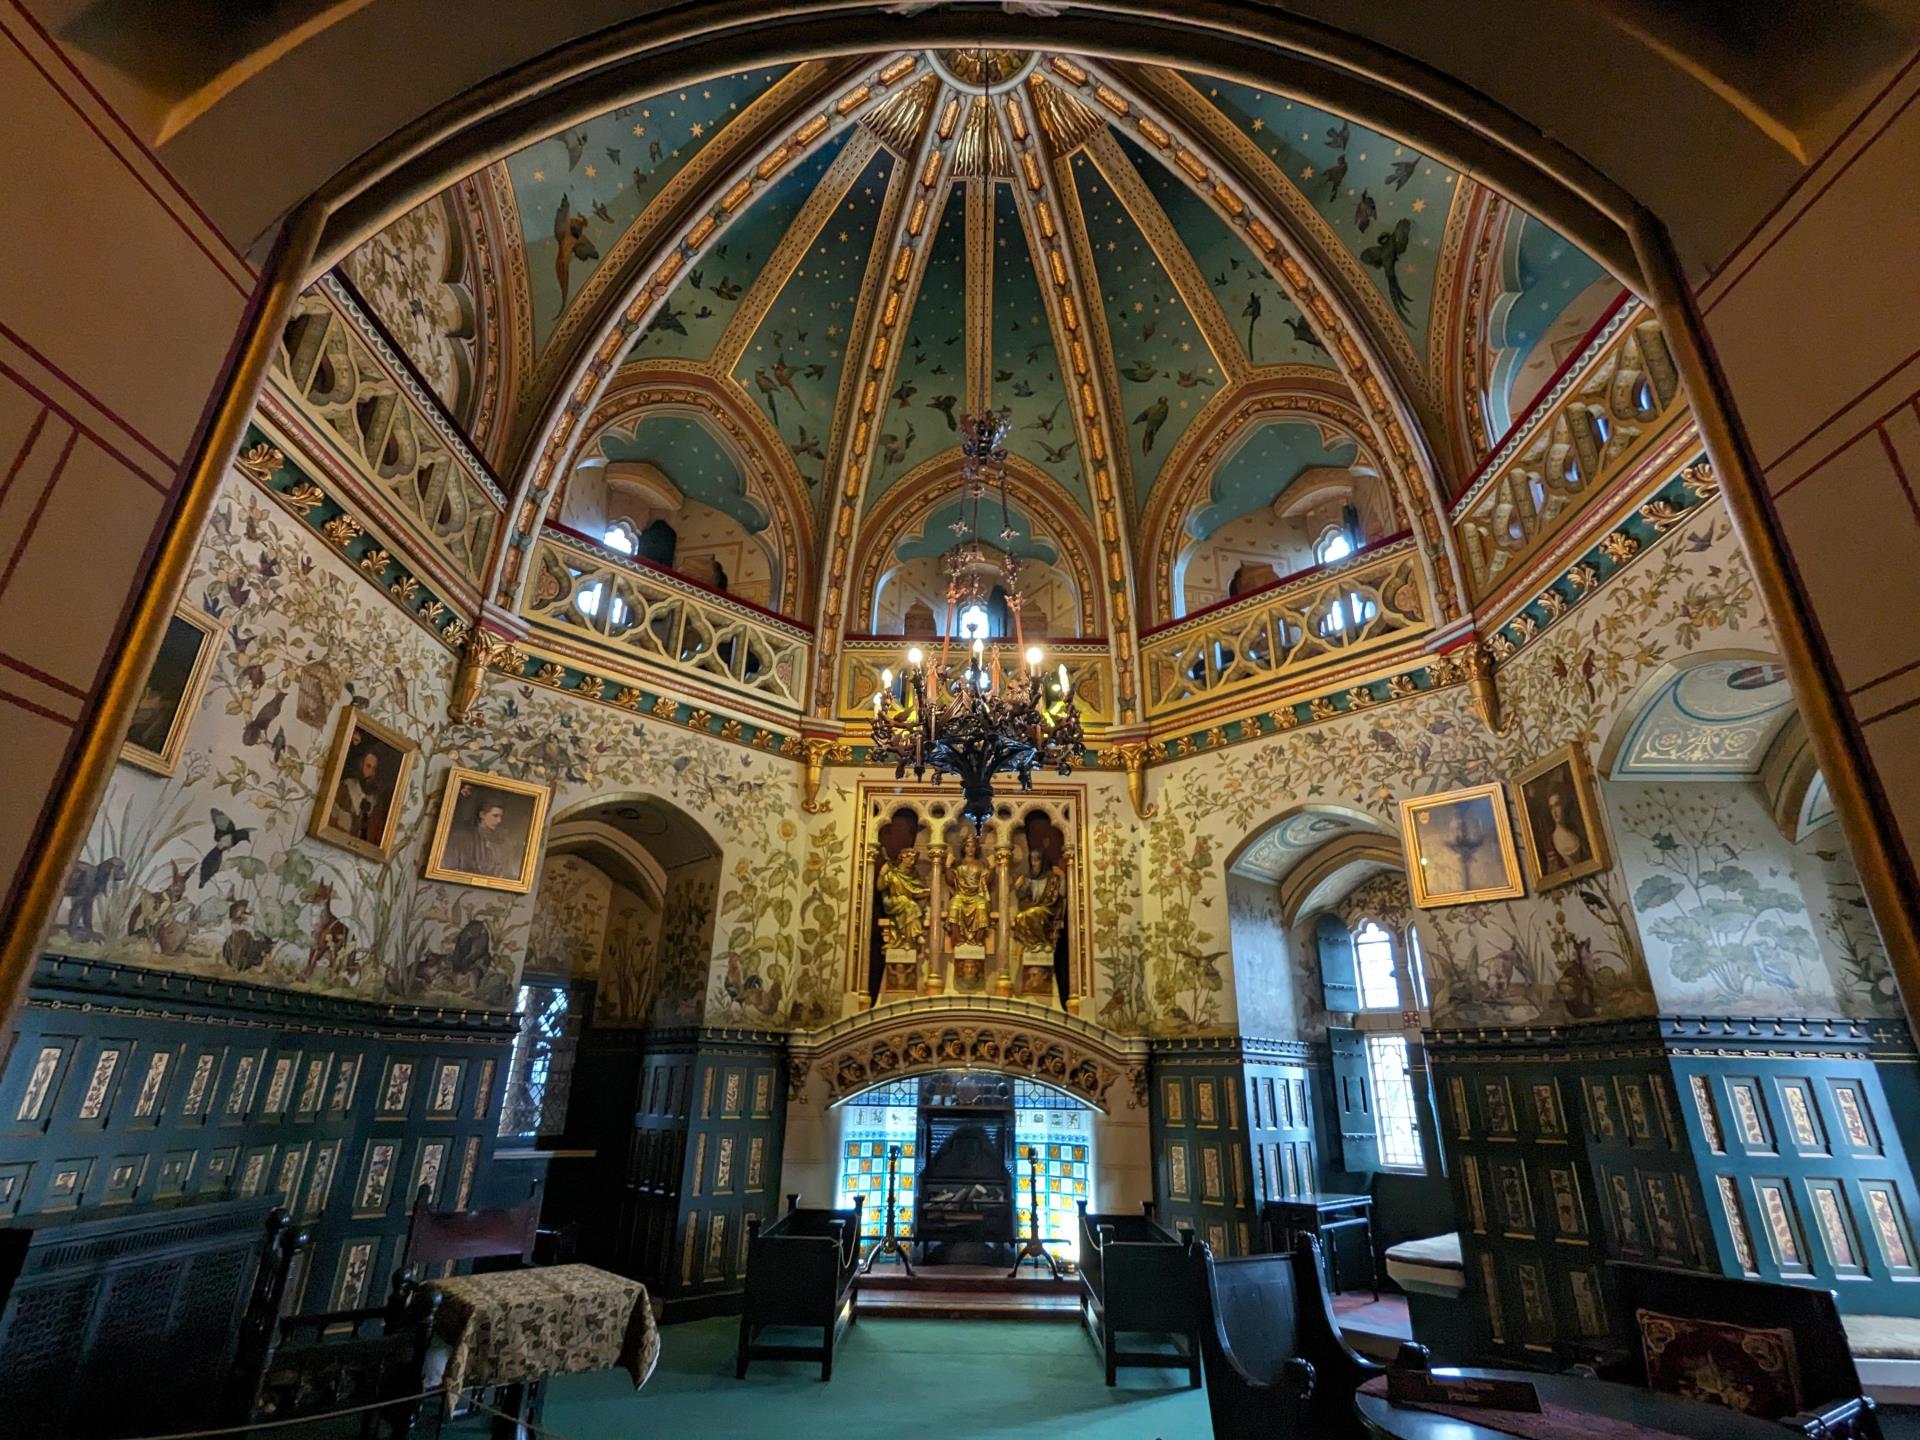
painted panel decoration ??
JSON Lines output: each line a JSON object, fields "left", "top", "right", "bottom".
{"left": 1401, "top": 784, "right": 1524, "bottom": 908}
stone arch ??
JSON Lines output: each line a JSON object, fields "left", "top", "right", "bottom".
{"left": 787, "top": 996, "right": 1149, "bottom": 1112}
{"left": 1595, "top": 644, "right": 1786, "bottom": 781}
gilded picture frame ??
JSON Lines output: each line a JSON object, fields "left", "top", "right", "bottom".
{"left": 1399, "top": 782, "right": 1524, "bottom": 907}
{"left": 1511, "top": 742, "right": 1612, "bottom": 891}
{"left": 422, "top": 766, "right": 551, "bottom": 893}
{"left": 121, "top": 602, "right": 224, "bottom": 777}
{"left": 308, "top": 707, "right": 417, "bottom": 862}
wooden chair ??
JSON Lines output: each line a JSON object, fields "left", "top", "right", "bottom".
{"left": 230, "top": 1211, "right": 444, "bottom": 1440}
{"left": 1609, "top": 1262, "right": 1882, "bottom": 1440}
{"left": 1192, "top": 1235, "right": 1383, "bottom": 1440}
{"left": 399, "top": 1180, "right": 543, "bottom": 1282}
{"left": 238, "top": 1183, "right": 546, "bottom": 1439}
{"left": 1076, "top": 1200, "right": 1202, "bottom": 1386}
{"left": 736, "top": 1195, "right": 863, "bottom": 1381}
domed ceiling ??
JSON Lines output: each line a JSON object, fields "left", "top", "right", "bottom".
{"left": 342, "top": 48, "right": 1622, "bottom": 661}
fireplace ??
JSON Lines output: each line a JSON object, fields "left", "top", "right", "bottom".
{"left": 912, "top": 1075, "right": 1015, "bottom": 1258}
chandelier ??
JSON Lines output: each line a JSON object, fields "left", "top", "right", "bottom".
{"left": 867, "top": 410, "right": 1085, "bottom": 829}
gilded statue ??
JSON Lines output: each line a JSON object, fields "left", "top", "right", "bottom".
{"left": 943, "top": 833, "right": 994, "bottom": 950}
{"left": 1010, "top": 849, "right": 1067, "bottom": 954}
{"left": 875, "top": 848, "right": 930, "bottom": 954}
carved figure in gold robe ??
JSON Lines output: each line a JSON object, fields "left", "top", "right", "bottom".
{"left": 1010, "top": 849, "right": 1067, "bottom": 953}
{"left": 944, "top": 834, "right": 994, "bottom": 949}
{"left": 876, "top": 848, "right": 930, "bottom": 953}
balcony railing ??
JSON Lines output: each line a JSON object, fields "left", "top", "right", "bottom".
{"left": 1139, "top": 538, "right": 1426, "bottom": 718}
{"left": 524, "top": 533, "right": 812, "bottom": 712}
{"left": 838, "top": 636, "right": 1114, "bottom": 729}
{"left": 1453, "top": 304, "right": 1687, "bottom": 599}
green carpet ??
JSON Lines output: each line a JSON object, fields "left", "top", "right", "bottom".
{"left": 455, "top": 1316, "right": 1212, "bottom": 1439}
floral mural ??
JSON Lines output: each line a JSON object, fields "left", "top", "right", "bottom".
{"left": 1610, "top": 782, "right": 1896, "bottom": 1018}
{"left": 58, "top": 476, "right": 523, "bottom": 1008}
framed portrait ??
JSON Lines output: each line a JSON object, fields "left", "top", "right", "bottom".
{"left": 422, "top": 766, "right": 551, "bottom": 893}
{"left": 309, "top": 707, "right": 417, "bottom": 861}
{"left": 1512, "top": 743, "right": 1611, "bottom": 890}
{"left": 1399, "top": 782, "right": 1524, "bottom": 907}
{"left": 121, "top": 602, "right": 224, "bottom": 776}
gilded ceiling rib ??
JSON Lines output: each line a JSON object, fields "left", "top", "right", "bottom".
{"left": 999, "top": 77, "right": 1145, "bottom": 726}
{"left": 713, "top": 127, "right": 884, "bottom": 373}
{"left": 805, "top": 80, "right": 964, "bottom": 717}
{"left": 1081, "top": 128, "right": 1247, "bottom": 385}
{"left": 487, "top": 52, "right": 921, "bottom": 618}
{"left": 1060, "top": 55, "right": 1469, "bottom": 629}
{"left": 862, "top": 72, "right": 939, "bottom": 156}
{"left": 965, "top": 178, "right": 994, "bottom": 415}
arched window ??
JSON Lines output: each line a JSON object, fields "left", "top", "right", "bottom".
{"left": 603, "top": 521, "right": 638, "bottom": 555}
{"left": 957, "top": 602, "right": 991, "bottom": 642}
{"left": 1336, "top": 916, "right": 1429, "bottom": 1175}
{"left": 1353, "top": 920, "right": 1400, "bottom": 1010}
{"left": 1314, "top": 524, "right": 1355, "bottom": 565}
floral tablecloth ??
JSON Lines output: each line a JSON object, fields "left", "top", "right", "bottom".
{"left": 429, "top": 1264, "right": 659, "bottom": 1397}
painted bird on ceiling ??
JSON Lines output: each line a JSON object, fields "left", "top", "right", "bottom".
{"left": 560, "top": 130, "right": 589, "bottom": 169}
{"left": 1120, "top": 362, "right": 1158, "bottom": 383}
{"left": 926, "top": 394, "right": 958, "bottom": 429}
{"left": 1134, "top": 395, "right": 1170, "bottom": 453}
{"left": 1325, "top": 119, "right": 1350, "bottom": 151}
{"left": 770, "top": 358, "right": 806, "bottom": 411}
{"left": 1354, "top": 189, "right": 1377, "bottom": 233}
{"left": 1283, "top": 314, "right": 1328, "bottom": 353}
{"left": 1322, "top": 154, "right": 1349, "bottom": 201}
{"left": 1387, "top": 159, "right": 1417, "bottom": 191}
{"left": 552, "top": 195, "right": 599, "bottom": 308}
{"left": 1176, "top": 369, "right": 1215, "bottom": 389}
{"left": 1039, "top": 439, "right": 1076, "bottom": 465}
{"left": 1361, "top": 218, "right": 1414, "bottom": 319}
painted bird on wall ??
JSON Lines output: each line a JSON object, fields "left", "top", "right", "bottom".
{"left": 552, "top": 194, "right": 600, "bottom": 308}
{"left": 1133, "top": 395, "right": 1169, "bottom": 453}
{"left": 198, "top": 809, "right": 253, "bottom": 888}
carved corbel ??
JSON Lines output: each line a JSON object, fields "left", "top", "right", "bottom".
{"left": 1113, "top": 741, "right": 1157, "bottom": 819}
{"left": 801, "top": 737, "right": 836, "bottom": 814}
{"left": 1464, "top": 641, "right": 1512, "bottom": 736}
{"left": 448, "top": 627, "right": 503, "bottom": 725}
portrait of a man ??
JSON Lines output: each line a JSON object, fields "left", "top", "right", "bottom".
{"left": 309, "top": 709, "right": 416, "bottom": 861}
{"left": 122, "top": 604, "right": 223, "bottom": 776}
{"left": 1513, "top": 744, "right": 1611, "bottom": 890}
{"left": 1400, "top": 782, "right": 1524, "bottom": 907}
{"left": 423, "top": 767, "right": 551, "bottom": 893}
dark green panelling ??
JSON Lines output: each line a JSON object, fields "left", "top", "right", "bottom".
{"left": 1428, "top": 1014, "right": 1920, "bottom": 1369}
{"left": 580, "top": 1026, "right": 788, "bottom": 1315}
{"left": 6, "top": 955, "right": 513, "bottom": 1314}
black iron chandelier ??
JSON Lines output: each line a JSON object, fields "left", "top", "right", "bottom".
{"left": 867, "top": 410, "right": 1085, "bottom": 829}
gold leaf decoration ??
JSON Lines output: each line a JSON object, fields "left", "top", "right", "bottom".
{"left": 1567, "top": 562, "right": 1599, "bottom": 592}
{"left": 1309, "top": 697, "right": 1338, "bottom": 721}
{"left": 281, "top": 480, "right": 325, "bottom": 510}
{"left": 720, "top": 719, "right": 744, "bottom": 742}
{"left": 752, "top": 730, "right": 776, "bottom": 749}
{"left": 1204, "top": 726, "right": 1228, "bottom": 749}
{"left": 1386, "top": 674, "right": 1418, "bottom": 700}
{"left": 236, "top": 442, "right": 284, "bottom": 481}
{"left": 652, "top": 696, "right": 678, "bottom": 719}
{"left": 613, "top": 686, "right": 644, "bottom": 707}
{"left": 780, "top": 735, "right": 805, "bottom": 758}
{"left": 322, "top": 515, "right": 363, "bottom": 547}
{"left": 1538, "top": 588, "right": 1568, "bottom": 618}
{"left": 1639, "top": 499, "right": 1687, "bottom": 533}
{"left": 1269, "top": 708, "right": 1300, "bottom": 731}
{"left": 686, "top": 709, "right": 712, "bottom": 731}
{"left": 1599, "top": 532, "right": 1639, "bottom": 564}
{"left": 1346, "top": 687, "right": 1377, "bottom": 710}
{"left": 389, "top": 575, "right": 419, "bottom": 601}
{"left": 358, "top": 547, "right": 391, "bottom": 575}
{"left": 577, "top": 675, "right": 606, "bottom": 698}
{"left": 535, "top": 663, "right": 567, "bottom": 687}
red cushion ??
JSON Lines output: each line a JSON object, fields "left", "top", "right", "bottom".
{"left": 1636, "top": 1307, "right": 1804, "bottom": 1419}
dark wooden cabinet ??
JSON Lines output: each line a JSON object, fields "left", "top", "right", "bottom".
{"left": 0, "top": 1195, "right": 279, "bottom": 1439}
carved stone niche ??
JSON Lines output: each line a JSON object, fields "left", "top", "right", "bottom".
{"left": 845, "top": 780, "right": 1090, "bottom": 1017}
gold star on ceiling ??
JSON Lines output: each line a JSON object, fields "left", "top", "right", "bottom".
{"left": 584, "top": 164, "right": 597, "bottom": 178}
{"left": 532, "top": 169, "right": 544, "bottom": 182}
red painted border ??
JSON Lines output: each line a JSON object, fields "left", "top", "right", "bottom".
{"left": 0, "top": 429, "right": 76, "bottom": 599}
{"left": 0, "top": 324, "right": 178, "bottom": 479}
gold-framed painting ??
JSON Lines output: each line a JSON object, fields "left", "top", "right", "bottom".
{"left": 1400, "top": 782, "right": 1524, "bottom": 907}
{"left": 308, "top": 707, "right": 417, "bottom": 861}
{"left": 422, "top": 766, "right": 551, "bottom": 893}
{"left": 121, "top": 602, "right": 224, "bottom": 776}
{"left": 1512, "top": 742, "right": 1612, "bottom": 890}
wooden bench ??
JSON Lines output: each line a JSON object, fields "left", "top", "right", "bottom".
{"left": 1076, "top": 1200, "right": 1201, "bottom": 1386}
{"left": 736, "top": 1195, "right": 863, "bottom": 1381}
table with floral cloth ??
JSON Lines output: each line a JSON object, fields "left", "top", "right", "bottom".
{"left": 429, "top": 1263, "right": 659, "bottom": 1399}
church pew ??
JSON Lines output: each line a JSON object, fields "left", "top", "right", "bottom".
{"left": 736, "top": 1195, "right": 863, "bottom": 1382}
{"left": 1076, "top": 1200, "right": 1202, "bottom": 1386}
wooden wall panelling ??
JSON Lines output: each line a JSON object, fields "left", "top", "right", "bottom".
{"left": 675, "top": 1033, "right": 787, "bottom": 1315}
{"left": 1150, "top": 1040, "right": 1261, "bottom": 1257}
{"left": 2, "top": 956, "right": 512, "bottom": 1316}
{"left": 1662, "top": 1017, "right": 1920, "bottom": 1317}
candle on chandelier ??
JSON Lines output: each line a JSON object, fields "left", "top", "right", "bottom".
{"left": 1025, "top": 645, "right": 1043, "bottom": 677}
